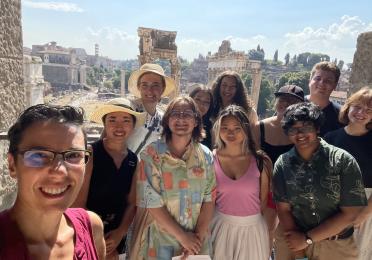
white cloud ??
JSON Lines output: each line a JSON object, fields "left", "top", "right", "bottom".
{"left": 23, "top": 0, "right": 84, "bottom": 13}
{"left": 282, "top": 15, "right": 372, "bottom": 62}
{"left": 80, "top": 27, "right": 138, "bottom": 59}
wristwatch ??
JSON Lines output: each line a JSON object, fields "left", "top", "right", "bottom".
{"left": 305, "top": 233, "right": 313, "bottom": 245}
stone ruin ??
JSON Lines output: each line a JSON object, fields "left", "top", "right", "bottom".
{"left": 207, "top": 40, "right": 263, "bottom": 109}
{"left": 138, "top": 27, "right": 180, "bottom": 95}
{"left": 0, "top": 0, "right": 24, "bottom": 211}
{"left": 350, "top": 32, "right": 372, "bottom": 90}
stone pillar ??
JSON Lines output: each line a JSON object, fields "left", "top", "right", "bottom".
{"left": 251, "top": 70, "right": 262, "bottom": 110}
{"left": 0, "top": 0, "right": 25, "bottom": 210}
{"left": 350, "top": 32, "right": 372, "bottom": 89}
{"left": 120, "top": 69, "right": 126, "bottom": 96}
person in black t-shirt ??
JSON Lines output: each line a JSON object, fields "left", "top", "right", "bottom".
{"left": 325, "top": 87, "right": 372, "bottom": 260}
{"left": 306, "top": 61, "right": 343, "bottom": 136}
{"left": 73, "top": 98, "right": 145, "bottom": 260}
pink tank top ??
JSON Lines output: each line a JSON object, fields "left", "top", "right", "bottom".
{"left": 214, "top": 155, "right": 261, "bottom": 216}
{"left": 0, "top": 208, "right": 98, "bottom": 260}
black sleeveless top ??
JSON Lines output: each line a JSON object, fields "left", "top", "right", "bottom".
{"left": 259, "top": 121, "right": 293, "bottom": 164}
{"left": 86, "top": 139, "right": 137, "bottom": 252}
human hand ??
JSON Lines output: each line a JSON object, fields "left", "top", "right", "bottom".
{"left": 284, "top": 230, "right": 308, "bottom": 252}
{"left": 179, "top": 232, "right": 202, "bottom": 255}
{"left": 105, "top": 229, "right": 123, "bottom": 255}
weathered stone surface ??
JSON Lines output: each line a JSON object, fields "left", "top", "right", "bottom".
{"left": 0, "top": 0, "right": 24, "bottom": 211}
{"left": 0, "top": 0, "right": 22, "bottom": 59}
{"left": 350, "top": 32, "right": 372, "bottom": 89}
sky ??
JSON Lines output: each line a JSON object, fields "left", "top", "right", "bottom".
{"left": 22, "top": 0, "right": 372, "bottom": 63}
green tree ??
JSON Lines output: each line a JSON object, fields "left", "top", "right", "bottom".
{"left": 307, "top": 53, "right": 322, "bottom": 68}
{"left": 248, "top": 49, "right": 265, "bottom": 61}
{"left": 284, "top": 53, "right": 290, "bottom": 66}
{"left": 241, "top": 73, "right": 252, "bottom": 94}
{"left": 257, "top": 78, "right": 275, "bottom": 117}
{"left": 276, "top": 71, "right": 311, "bottom": 95}
{"left": 273, "top": 50, "right": 278, "bottom": 62}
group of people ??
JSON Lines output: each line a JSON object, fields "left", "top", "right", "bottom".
{"left": 0, "top": 61, "right": 371, "bottom": 260}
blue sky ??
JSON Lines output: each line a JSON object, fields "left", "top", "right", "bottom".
{"left": 22, "top": 0, "right": 372, "bottom": 63}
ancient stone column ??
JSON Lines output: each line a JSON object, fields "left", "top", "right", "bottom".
{"left": 350, "top": 32, "right": 372, "bottom": 89}
{"left": 0, "top": 0, "right": 25, "bottom": 210}
{"left": 120, "top": 69, "right": 126, "bottom": 96}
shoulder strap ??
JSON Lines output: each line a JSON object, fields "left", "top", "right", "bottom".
{"left": 256, "top": 155, "right": 264, "bottom": 173}
{"left": 134, "top": 116, "right": 160, "bottom": 155}
{"left": 259, "top": 121, "right": 265, "bottom": 145}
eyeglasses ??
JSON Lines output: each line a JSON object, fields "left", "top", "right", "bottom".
{"left": 169, "top": 110, "right": 196, "bottom": 120}
{"left": 287, "top": 125, "right": 316, "bottom": 136}
{"left": 17, "top": 149, "right": 91, "bottom": 168}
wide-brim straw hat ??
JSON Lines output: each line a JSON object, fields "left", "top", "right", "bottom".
{"left": 128, "top": 63, "right": 176, "bottom": 98}
{"left": 90, "top": 98, "right": 146, "bottom": 128}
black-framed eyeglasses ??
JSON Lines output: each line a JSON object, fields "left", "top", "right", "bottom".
{"left": 287, "top": 125, "right": 316, "bottom": 136}
{"left": 169, "top": 110, "right": 196, "bottom": 120}
{"left": 16, "top": 149, "right": 91, "bottom": 168}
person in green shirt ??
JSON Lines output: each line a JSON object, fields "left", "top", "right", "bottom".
{"left": 273, "top": 102, "right": 367, "bottom": 260}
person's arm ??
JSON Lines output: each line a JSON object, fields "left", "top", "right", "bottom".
{"left": 194, "top": 201, "right": 214, "bottom": 242}
{"left": 87, "top": 210, "right": 106, "bottom": 260}
{"left": 252, "top": 121, "right": 261, "bottom": 148}
{"left": 105, "top": 165, "right": 139, "bottom": 254}
{"left": 276, "top": 202, "right": 298, "bottom": 232}
{"left": 259, "top": 155, "right": 272, "bottom": 211}
{"left": 72, "top": 145, "right": 93, "bottom": 208}
{"left": 307, "top": 206, "right": 363, "bottom": 242}
{"left": 354, "top": 196, "right": 372, "bottom": 228}
{"left": 148, "top": 207, "right": 201, "bottom": 254}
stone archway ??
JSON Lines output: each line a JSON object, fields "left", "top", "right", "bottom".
{"left": 138, "top": 27, "right": 180, "bottom": 95}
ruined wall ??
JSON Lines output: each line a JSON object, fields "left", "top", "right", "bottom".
{"left": 0, "top": 0, "right": 25, "bottom": 210}
{"left": 350, "top": 32, "right": 372, "bottom": 89}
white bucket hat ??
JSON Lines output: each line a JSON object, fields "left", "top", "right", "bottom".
{"left": 90, "top": 98, "right": 146, "bottom": 128}
{"left": 128, "top": 63, "right": 176, "bottom": 98}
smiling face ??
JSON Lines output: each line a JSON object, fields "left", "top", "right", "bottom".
{"left": 275, "top": 95, "right": 303, "bottom": 117}
{"left": 8, "top": 121, "right": 86, "bottom": 212}
{"left": 219, "top": 76, "right": 237, "bottom": 107}
{"left": 219, "top": 115, "right": 246, "bottom": 146}
{"left": 348, "top": 103, "right": 372, "bottom": 128}
{"left": 104, "top": 111, "right": 135, "bottom": 142}
{"left": 193, "top": 90, "right": 211, "bottom": 117}
{"left": 309, "top": 69, "right": 337, "bottom": 101}
{"left": 137, "top": 72, "right": 165, "bottom": 104}
{"left": 168, "top": 101, "right": 197, "bottom": 139}
{"left": 287, "top": 121, "right": 319, "bottom": 151}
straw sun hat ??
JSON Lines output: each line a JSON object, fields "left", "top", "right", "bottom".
{"left": 128, "top": 63, "right": 176, "bottom": 98}
{"left": 90, "top": 98, "right": 146, "bottom": 128}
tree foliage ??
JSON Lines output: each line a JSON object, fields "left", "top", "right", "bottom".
{"left": 248, "top": 49, "right": 265, "bottom": 61}
{"left": 276, "top": 71, "right": 311, "bottom": 95}
{"left": 257, "top": 78, "right": 275, "bottom": 117}
{"left": 273, "top": 50, "right": 278, "bottom": 62}
{"left": 284, "top": 53, "right": 290, "bottom": 66}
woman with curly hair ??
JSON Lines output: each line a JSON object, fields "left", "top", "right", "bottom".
{"left": 211, "top": 71, "right": 258, "bottom": 124}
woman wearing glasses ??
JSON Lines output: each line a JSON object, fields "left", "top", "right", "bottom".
{"left": 128, "top": 96, "right": 216, "bottom": 259}
{"left": 73, "top": 98, "right": 145, "bottom": 260}
{"left": 0, "top": 104, "right": 105, "bottom": 259}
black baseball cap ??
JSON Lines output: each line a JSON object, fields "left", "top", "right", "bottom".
{"left": 274, "top": 85, "right": 304, "bottom": 101}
